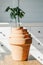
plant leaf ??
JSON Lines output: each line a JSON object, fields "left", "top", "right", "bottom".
{"left": 5, "top": 6, "right": 10, "bottom": 12}
{"left": 10, "top": 12, "right": 16, "bottom": 19}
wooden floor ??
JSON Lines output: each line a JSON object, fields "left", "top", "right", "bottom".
{"left": 0, "top": 55, "right": 42, "bottom": 65}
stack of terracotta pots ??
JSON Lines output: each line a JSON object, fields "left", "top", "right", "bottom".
{"left": 9, "top": 27, "right": 32, "bottom": 60}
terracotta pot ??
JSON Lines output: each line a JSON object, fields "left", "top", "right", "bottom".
{"left": 10, "top": 44, "right": 31, "bottom": 60}
{"left": 9, "top": 27, "right": 32, "bottom": 60}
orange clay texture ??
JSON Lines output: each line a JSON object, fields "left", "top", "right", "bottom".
{"left": 9, "top": 27, "right": 32, "bottom": 45}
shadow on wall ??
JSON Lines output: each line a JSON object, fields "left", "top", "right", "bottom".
{"left": 0, "top": 42, "right": 11, "bottom": 60}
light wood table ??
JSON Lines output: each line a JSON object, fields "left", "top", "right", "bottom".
{"left": 0, "top": 55, "right": 42, "bottom": 65}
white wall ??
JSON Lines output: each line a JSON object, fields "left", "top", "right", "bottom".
{"left": 0, "top": 0, "right": 43, "bottom": 23}
{"left": 20, "top": 0, "right": 43, "bottom": 23}
{"left": 0, "top": 0, "right": 18, "bottom": 23}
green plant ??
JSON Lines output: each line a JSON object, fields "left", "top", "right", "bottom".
{"left": 5, "top": 6, "right": 25, "bottom": 27}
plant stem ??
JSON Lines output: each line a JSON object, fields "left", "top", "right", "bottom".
{"left": 18, "top": 16, "right": 20, "bottom": 27}
{"left": 18, "top": 0, "right": 20, "bottom": 27}
{"left": 15, "top": 19, "right": 17, "bottom": 27}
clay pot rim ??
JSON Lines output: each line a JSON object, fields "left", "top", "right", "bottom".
{"left": 11, "top": 26, "right": 23, "bottom": 30}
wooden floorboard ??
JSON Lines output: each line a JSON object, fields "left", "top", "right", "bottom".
{"left": 0, "top": 55, "right": 42, "bottom": 65}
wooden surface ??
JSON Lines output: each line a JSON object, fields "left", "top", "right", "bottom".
{"left": 0, "top": 55, "right": 42, "bottom": 65}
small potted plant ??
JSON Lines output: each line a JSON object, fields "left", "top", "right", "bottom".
{"left": 5, "top": 6, "right": 32, "bottom": 60}
{"left": 5, "top": 6, "right": 25, "bottom": 27}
